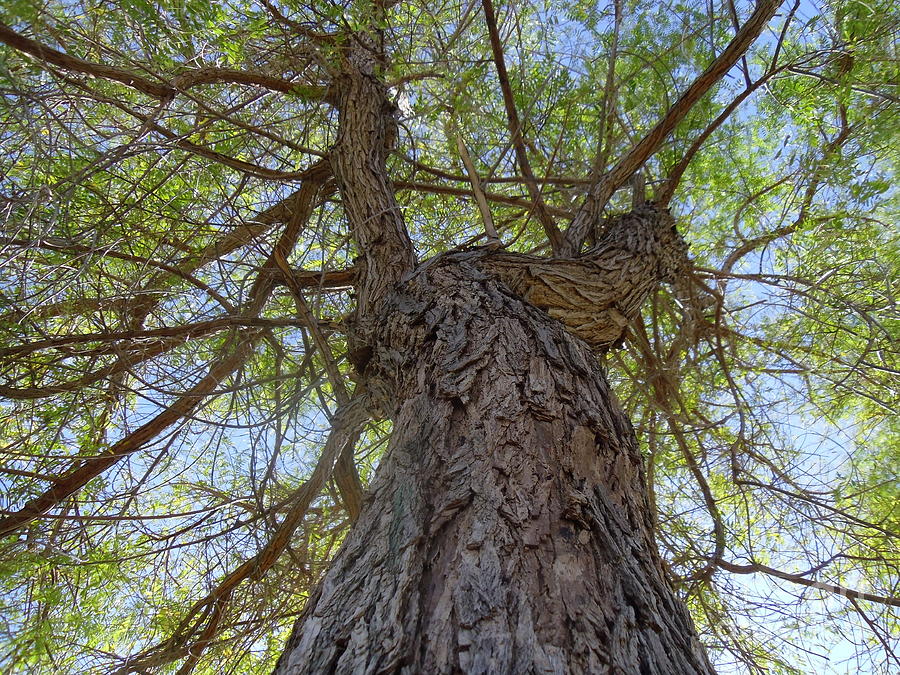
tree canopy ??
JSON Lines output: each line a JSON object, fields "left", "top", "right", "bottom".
{"left": 0, "top": 0, "right": 897, "bottom": 673}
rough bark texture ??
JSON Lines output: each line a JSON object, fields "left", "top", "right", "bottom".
{"left": 274, "top": 233, "right": 712, "bottom": 673}
{"left": 330, "top": 46, "right": 416, "bottom": 316}
{"left": 481, "top": 205, "right": 688, "bottom": 350}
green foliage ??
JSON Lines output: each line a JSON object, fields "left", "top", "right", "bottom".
{"left": 1, "top": 0, "right": 897, "bottom": 673}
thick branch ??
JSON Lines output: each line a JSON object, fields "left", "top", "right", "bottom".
{"left": 0, "top": 21, "right": 174, "bottom": 98}
{"left": 657, "top": 69, "right": 780, "bottom": 206}
{"left": 0, "top": 22, "right": 323, "bottom": 101}
{"left": 172, "top": 68, "right": 325, "bottom": 98}
{"left": 330, "top": 45, "right": 415, "bottom": 315}
{"left": 478, "top": 205, "right": 689, "bottom": 350}
{"left": 0, "top": 334, "right": 257, "bottom": 538}
{"left": 659, "top": 42, "right": 831, "bottom": 206}
{"left": 286, "top": 266, "right": 357, "bottom": 290}
{"left": 562, "top": 0, "right": 783, "bottom": 255}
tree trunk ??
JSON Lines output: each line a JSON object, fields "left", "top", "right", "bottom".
{"left": 274, "top": 254, "right": 713, "bottom": 674}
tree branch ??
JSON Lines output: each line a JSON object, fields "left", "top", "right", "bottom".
{"left": 0, "top": 177, "right": 325, "bottom": 538}
{"left": 657, "top": 69, "right": 778, "bottom": 206}
{"left": 114, "top": 395, "right": 368, "bottom": 674}
{"left": 481, "top": 0, "right": 564, "bottom": 253}
{"left": 272, "top": 248, "right": 364, "bottom": 521}
{"left": 0, "top": 21, "right": 174, "bottom": 99}
{"left": 717, "top": 558, "right": 900, "bottom": 608}
{"left": 394, "top": 180, "right": 573, "bottom": 218}
{"left": 454, "top": 132, "right": 500, "bottom": 244}
{"left": 0, "top": 333, "right": 258, "bottom": 538}
{"left": 0, "top": 316, "right": 300, "bottom": 359}
{"left": 588, "top": 0, "right": 623, "bottom": 184}
{"left": 562, "top": 0, "right": 783, "bottom": 255}
{"left": 330, "top": 42, "right": 415, "bottom": 315}
{"left": 0, "top": 21, "right": 325, "bottom": 101}
{"left": 721, "top": 108, "right": 851, "bottom": 274}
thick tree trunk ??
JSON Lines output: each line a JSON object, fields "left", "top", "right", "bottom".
{"left": 274, "top": 256, "right": 713, "bottom": 674}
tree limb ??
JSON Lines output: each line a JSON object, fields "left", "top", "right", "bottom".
{"left": 481, "top": 0, "right": 564, "bottom": 253}
{"left": 272, "top": 248, "right": 365, "bottom": 521}
{"left": 454, "top": 132, "right": 500, "bottom": 244}
{"left": 717, "top": 558, "right": 900, "bottom": 607}
{"left": 394, "top": 180, "right": 573, "bottom": 218}
{"left": 0, "top": 21, "right": 324, "bottom": 101}
{"left": 0, "top": 333, "right": 257, "bottom": 538}
{"left": 114, "top": 395, "right": 368, "bottom": 674}
{"left": 562, "top": 0, "right": 783, "bottom": 256}
{"left": 0, "top": 177, "right": 325, "bottom": 538}
{"left": 330, "top": 42, "right": 415, "bottom": 315}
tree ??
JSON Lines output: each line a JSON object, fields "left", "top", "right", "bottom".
{"left": 0, "top": 0, "right": 897, "bottom": 672}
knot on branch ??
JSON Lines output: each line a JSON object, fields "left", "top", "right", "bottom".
{"left": 591, "top": 203, "right": 690, "bottom": 284}
{"left": 479, "top": 205, "right": 690, "bottom": 351}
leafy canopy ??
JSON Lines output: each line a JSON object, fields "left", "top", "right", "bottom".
{"left": 0, "top": 0, "right": 897, "bottom": 673}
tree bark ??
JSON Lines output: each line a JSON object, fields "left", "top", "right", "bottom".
{"left": 274, "top": 253, "right": 713, "bottom": 674}
{"left": 330, "top": 46, "right": 415, "bottom": 317}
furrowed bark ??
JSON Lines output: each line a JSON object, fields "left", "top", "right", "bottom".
{"left": 330, "top": 45, "right": 415, "bottom": 317}
{"left": 480, "top": 205, "right": 688, "bottom": 350}
{"left": 273, "top": 23, "right": 709, "bottom": 671}
{"left": 275, "top": 209, "right": 709, "bottom": 674}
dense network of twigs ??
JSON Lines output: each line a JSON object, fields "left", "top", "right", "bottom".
{"left": 0, "top": 0, "right": 897, "bottom": 673}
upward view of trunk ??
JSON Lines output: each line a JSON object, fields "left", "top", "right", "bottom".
{"left": 6, "top": 1, "right": 890, "bottom": 673}
{"left": 272, "top": 21, "right": 722, "bottom": 672}
{"left": 274, "top": 253, "right": 713, "bottom": 674}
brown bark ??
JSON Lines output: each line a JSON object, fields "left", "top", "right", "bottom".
{"left": 274, "top": 223, "right": 711, "bottom": 673}
{"left": 330, "top": 46, "right": 416, "bottom": 317}
{"left": 480, "top": 205, "right": 688, "bottom": 350}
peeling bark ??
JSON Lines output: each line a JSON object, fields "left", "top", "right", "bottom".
{"left": 275, "top": 238, "right": 712, "bottom": 673}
